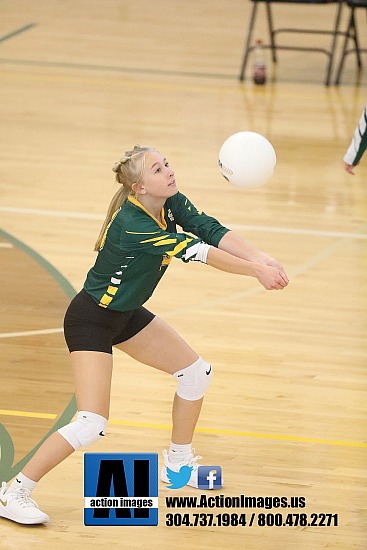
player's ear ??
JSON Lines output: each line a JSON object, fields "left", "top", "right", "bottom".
{"left": 132, "top": 182, "right": 146, "bottom": 196}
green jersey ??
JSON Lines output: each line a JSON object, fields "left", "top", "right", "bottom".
{"left": 84, "top": 192, "right": 229, "bottom": 311}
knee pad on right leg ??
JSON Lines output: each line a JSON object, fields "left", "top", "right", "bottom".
{"left": 173, "top": 357, "right": 213, "bottom": 401}
{"left": 58, "top": 410, "right": 107, "bottom": 451}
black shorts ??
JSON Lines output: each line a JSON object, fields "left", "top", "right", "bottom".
{"left": 63, "top": 289, "right": 155, "bottom": 354}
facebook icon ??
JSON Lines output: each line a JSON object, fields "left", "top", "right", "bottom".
{"left": 197, "top": 466, "right": 222, "bottom": 490}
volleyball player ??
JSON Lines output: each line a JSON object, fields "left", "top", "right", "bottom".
{"left": 0, "top": 146, "right": 289, "bottom": 524}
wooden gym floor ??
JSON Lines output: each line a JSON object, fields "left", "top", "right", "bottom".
{"left": 0, "top": 1, "right": 366, "bottom": 549}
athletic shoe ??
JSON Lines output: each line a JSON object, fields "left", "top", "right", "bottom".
{"left": 161, "top": 449, "right": 203, "bottom": 489}
{"left": 0, "top": 481, "right": 49, "bottom": 525}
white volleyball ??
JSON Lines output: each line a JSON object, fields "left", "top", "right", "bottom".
{"left": 219, "top": 131, "right": 276, "bottom": 188}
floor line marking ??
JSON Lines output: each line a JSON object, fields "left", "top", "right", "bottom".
{"left": 0, "top": 411, "right": 365, "bottom": 448}
{"left": 0, "top": 410, "right": 57, "bottom": 420}
{"left": 108, "top": 419, "right": 367, "bottom": 447}
{"left": 0, "top": 23, "right": 36, "bottom": 44}
{"left": 0, "top": 328, "right": 63, "bottom": 339}
{"left": 1, "top": 206, "right": 366, "bottom": 239}
{"left": 0, "top": 206, "right": 104, "bottom": 220}
{"left": 0, "top": 56, "right": 233, "bottom": 80}
{"left": 0, "top": 56, "right": 349, "bottom": 87}
{"left": 229, "top": 224, "right": 367, "bottom": 240}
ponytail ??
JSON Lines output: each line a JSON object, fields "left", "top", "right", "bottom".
{"left": 94, "top": 186, "right": 128, "bottom": 251}
{"left": 94, "top": 145, "right": 154, "bottom": 251}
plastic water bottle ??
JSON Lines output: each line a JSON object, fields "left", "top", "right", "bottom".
{"left": 253, "top": 39, "right": 266, "bottom": 85}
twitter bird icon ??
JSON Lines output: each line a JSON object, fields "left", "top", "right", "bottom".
{"left": 166, "top": 465, "right": 193, "bottom": 489}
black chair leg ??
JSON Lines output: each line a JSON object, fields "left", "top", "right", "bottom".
{"left": 325, "top": 0, "right": 343, "bottom": 86}
{"left": 334, "top": 11, "right": 351, "bottom": 84}
{"left": 239, "top": 2, "right": 259, "bottom": 81}
{"left": 266, "top": 2, "right": 277, "bottom": 63}
{"left": 350, "top": 12, "right": 363, "bottom": 68}
{"left": 335, "top": 7, "right": 363, "bottom": 85}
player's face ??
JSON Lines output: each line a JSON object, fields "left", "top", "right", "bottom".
{"left": 140, "top": 151, "right": 177, "bottom": 198}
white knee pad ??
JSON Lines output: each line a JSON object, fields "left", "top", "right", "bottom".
{"left": 173, "top": 357, "right": 213, "bottom": 401}
{"left": 58, "top": 410, "right": 108, "bottom": 451}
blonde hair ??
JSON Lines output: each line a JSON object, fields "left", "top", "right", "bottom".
{"left": 94, "top": 145, "right": 155, "bottom": 251}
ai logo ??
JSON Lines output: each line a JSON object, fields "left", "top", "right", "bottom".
{"left": 84, "top": 453, "right": 158, "bottom": 526}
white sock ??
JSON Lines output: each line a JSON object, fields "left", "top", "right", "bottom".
{"left": 169, "top": 442, "right": 192, "bottom": 463}
{"left": 10, "top": 472, "right": 37, "bottom": 493}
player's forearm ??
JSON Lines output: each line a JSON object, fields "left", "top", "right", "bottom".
{"left": 206, "top": 244, "right": 289, "bottom": 290}
{"left": 206, "top": 245, "right": 261, "bottom": 278}
{"left": 217, "top": 230, "right": 267, "bottom": 263}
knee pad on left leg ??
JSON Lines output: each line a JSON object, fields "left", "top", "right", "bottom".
{"left": 58, "top": 410, "right": 107, "bottom": 451}
{"left": 173, "top": 357, "right": 213, "bottom": 401}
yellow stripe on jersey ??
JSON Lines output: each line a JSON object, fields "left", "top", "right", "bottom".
{"left": 139, "top": 235, "right": 171, "bottom": 244}
{"left": 99, "top": 294, "right": 113, "bottom": 307}
{"left": 107, "top": 285, "right": 118, "bottom": 295}
{"left": 166, "top": 238, "right": 193, "bottom": 257}
{"left": 126, "top": 231, "right": 161, "bottom": 235}
{"left": 153, "top": 238, "right": 177, "bottom": 247}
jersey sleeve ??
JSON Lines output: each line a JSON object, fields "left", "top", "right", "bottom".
{"left": 343, "top": 104, "right": 367, "bottom": 166}
{"left": 168, "top": 192, "right": 230, "bottom": 247}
